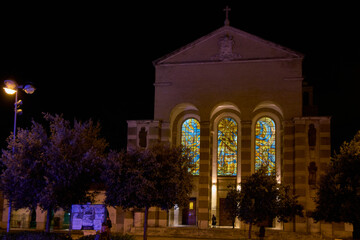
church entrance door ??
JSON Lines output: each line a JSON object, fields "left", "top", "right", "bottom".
{"left": 219, "top": 198, "right": 232, "bottom": 226}
{"left": 182, "top": 198, "right": 196, "bottom": 225}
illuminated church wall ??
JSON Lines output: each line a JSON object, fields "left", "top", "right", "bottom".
{"left": 154, "top": 60, "right": 303, "bottom": 122}
{"left": 126, "top": 23, "right": 336, "bottom": 236}
{"left": 150, "top": 25, "right": 305, "bottom": 230}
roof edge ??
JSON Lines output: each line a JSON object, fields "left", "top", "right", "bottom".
{"left": 153, "top": 25, "right": 304, "bottom": 66}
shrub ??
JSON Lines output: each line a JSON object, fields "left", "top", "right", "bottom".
{"left": 0, "top": 231, "right": 135, "bottom": 240}
{"left": 77, "top": 233, "right": 135, "bottom": 240}
{"left": 0, "top": 231, "right": 72, "bottom": 240}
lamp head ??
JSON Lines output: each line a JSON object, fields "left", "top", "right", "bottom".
{"left": 3, "top": 80, "right": 18, "bottom": 95}
{"left": 3, "top": 87, "right": 17, "bottom": 95}
{"left": 23, "top": 84, "right": 36, "bottom": 94}
{"left": 4, "top": 80, "right": 18, "bottom": 89}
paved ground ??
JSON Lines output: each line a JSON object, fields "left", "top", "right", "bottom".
{"left": 70, "top": 234, "right": 249, "bottom": 240}
{"left": 71, "top": 232, "right": 249, "bottom": 240}
{"left": 132, "top": 237, "right": 249, "bottom": 240}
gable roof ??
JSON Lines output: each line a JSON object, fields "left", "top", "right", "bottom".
{"left": 153, "top": 25, "right": 303, "bottom": 66}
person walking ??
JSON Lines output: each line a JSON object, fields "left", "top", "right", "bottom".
{"left": 100, "top": 222, "right": 108, "bottom": 240}
{"left": 211, "top": 214, "right": 216, "bottom": 228}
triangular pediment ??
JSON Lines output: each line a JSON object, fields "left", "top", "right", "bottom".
{"left": 154, "top": 26, "right": 303, "bottom": 65}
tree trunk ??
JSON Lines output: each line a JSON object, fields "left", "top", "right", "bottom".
{"left": 353, "top": 222, "right": 360, "bottom": 240}
{"left": 45, "top": 208, "right": 52, "bottom": 233}
{"left": 143, "top": 206, "right": 149, "bottom": 240}
{"left": 7, "top": 200, "right": 12, "bottom": 232}
{"left": 68, "top": 212, "right": 72, "bottom": 236}
{"left": 248, "top": 221, "right": 252, "bottom": 239}
{"left": 259, "top": 225, "right": 265, "bottom": 239}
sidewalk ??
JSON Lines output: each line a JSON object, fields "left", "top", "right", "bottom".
{"left": 133, "top": 236, "right": 249, "bottom": 240}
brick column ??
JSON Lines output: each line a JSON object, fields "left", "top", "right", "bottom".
{"left": 318, "top": 118, "right": 332, "bottom": 234}
{"left": 198, "top": 121, "right": 210, "bottom": 229}
{"left": 241, "top": 121, "right": 252, "bottom": 178}
{"left": 294, "top": 118, "right": 307, "bottom": 232}
{"left": 319, "top": 118, "right": 331, "bottom": 177}
{"left": 283, "top": 121, "right": 295, "bottom": 231}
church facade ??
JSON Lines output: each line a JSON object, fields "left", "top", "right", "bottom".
{"left": 125, "top": 20, "right": 352, "bottom": 237}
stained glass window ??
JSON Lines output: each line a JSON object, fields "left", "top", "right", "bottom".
{"left": 181, "top": 118, "right": 200, "bottom": 175}
{"left": 217, "top": 117, "right": 237, "bottom": 176}
{"left": 255, "top": 117, "right": 276, "bottom": 173}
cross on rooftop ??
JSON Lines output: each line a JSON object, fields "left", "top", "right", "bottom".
{"left": 223, "top": 5, "right": 231, "bottom": 26}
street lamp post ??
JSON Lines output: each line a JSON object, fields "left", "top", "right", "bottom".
{"left": 3, "top": 79, "right": 36, "bottom": 232}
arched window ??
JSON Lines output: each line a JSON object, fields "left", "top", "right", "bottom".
{"left": 181, "top": 118, "right": 200, "bottom": 175}
{"left": 255, "top": 117, "right": 276, "bottom": 173}
{"left": 217, "top": 117, "right": 237, "bottom": 176}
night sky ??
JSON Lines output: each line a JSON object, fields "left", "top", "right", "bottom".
{"left": 0, "top": 2, "right": 359, "bottom": 151}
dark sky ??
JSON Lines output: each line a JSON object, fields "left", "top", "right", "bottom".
{"left": 0, "top": 2, "right": 359, "bottom": 151}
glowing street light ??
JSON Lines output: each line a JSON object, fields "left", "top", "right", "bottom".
{"left": 3, "top": 79, "right": 36, "bottom": 232}
{"left": 3, "top": 87, "right": 16, "bottom": 95}
{"left": 3, "top": 79, "right": 36, "bottom": 137}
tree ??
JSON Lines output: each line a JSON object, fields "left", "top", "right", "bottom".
{"left": 40, "top": 114, "right": 108, "bottom": 232}
{"left": 227, "top": 166, "right": 303, "bottom": 239}
{"left": 102, "top": 144, "right": 194, "bottom": 240}
{"left": 0, "top": 113, "right": 108, "bottom": 232}
{"left": 0, "top": 121, "right": 48, "bottom": 232}
{"left": 313, "top": 130, "right": 360, "bottom": 240}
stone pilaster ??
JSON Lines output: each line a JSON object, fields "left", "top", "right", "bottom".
{"left": 294, "top": 118, "right": 307, "bottom": 232}
{"left": 241, "top": 121, "right": 252, "bottom": 178}
{"left": 198, "top": 121, "right": 210, "bottom": 229}
{"left": 283, "top": 120, "right": 295, "bottom": 232}
{"left": 319, "top": 118, "right": 331, "bottom": 176}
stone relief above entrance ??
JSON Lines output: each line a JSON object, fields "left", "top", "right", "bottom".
{"left": 211, "top": 34, "right": 241, "bottom": 61}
